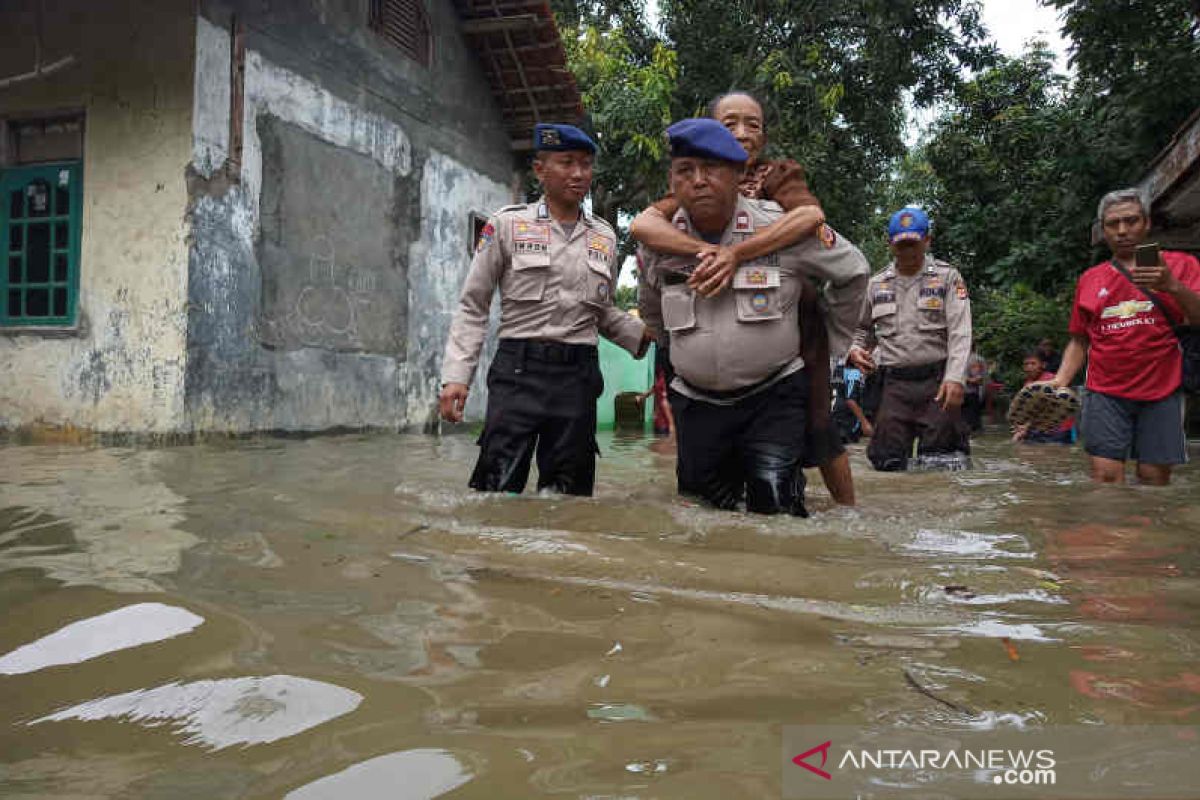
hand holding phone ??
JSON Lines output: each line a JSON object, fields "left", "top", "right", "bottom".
{"left": 1135, "top": 242, "right": 1161, "bottom": 267}
{"left": 1131, "top": 242, "right": 1168, "bottom": 289}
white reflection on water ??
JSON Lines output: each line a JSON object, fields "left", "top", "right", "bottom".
{"left": 0, "top": 603, "right": 204, "bottom": 675}
{"left": 30, "top": 675, "right": 362, "bottom": 750}
{"left": 285, "top": 749, "right": 472, "bottom": 799}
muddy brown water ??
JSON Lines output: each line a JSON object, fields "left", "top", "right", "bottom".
{"left": 1, "top": 432, "right": 1198, "bottom": 798}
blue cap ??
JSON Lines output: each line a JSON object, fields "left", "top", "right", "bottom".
{"left": 666, "top": 118, "right": 748, "bottom": 163}
{"left": 534, "top": 123, "right": 596, "bottom": 153}
{"left": 887, "top": 207, "right": 931, "bottom": 243}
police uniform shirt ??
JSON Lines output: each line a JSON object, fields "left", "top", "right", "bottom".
{"left": 851, "top": 255, "right": 972, "bottom": 385}
{"left": 441, "top": 199, "right": 646, "bottom": 386}
{"left": 638, "top": 195, "right": 868, "bottom": 399}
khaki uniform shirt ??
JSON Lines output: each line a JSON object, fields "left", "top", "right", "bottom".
{"left": 441, "top": 199, "right": 646, "bottom": 386}
{"left": 850, "top": 255, "right": 972, "bottom": 385}
{"left": 638, "top": 195, "right": 868, "bottom": 400}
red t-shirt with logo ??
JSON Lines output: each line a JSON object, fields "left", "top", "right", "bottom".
{"left": 1068, "top": 251, "right": 1200, "bottom": 400}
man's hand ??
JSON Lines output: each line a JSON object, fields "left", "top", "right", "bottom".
{"left": 439, "top": 382, "right": 469, "bottom": 423}
{"left": 847, "top": 346, "right": 875, "bottom": 373}
{"left": 861, "top": 419, "right": 874, "bottom": 438}
{"left": 936, "top": 380, "right": 964, "bottom": 411}
{"left": 687, "top": 245, "right": 739, "bottom": 298}
{"left": 637, "top": 326, "right": 658, "bottom": 358}
{"left": 1131, "top": 255, "right": 1179, "bottom": 293}
{"left": 1011, "top": 423, "right": 1030, "bottom": 443}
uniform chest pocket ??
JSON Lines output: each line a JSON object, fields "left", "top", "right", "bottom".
{"left": 872, "top": 302, "right": 897, "bottom": 334}
{"left": 506, "top": 254, "right": 550, "bottom": 301}
{"left": 662, "top": 283, "right": 696, "bottom": 332}
{"left": 733, "top": 266, "right": 782, "bottom": 323}
{"left": 583, "top": 260, "right": 613, "bottom": 307}
{"left": 917, "top": 308, "right": 947, "bottom": 331}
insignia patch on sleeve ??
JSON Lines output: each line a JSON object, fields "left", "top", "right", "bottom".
{"left": 819, "top": 224, "right": 836, "bottom": 249}
{"left": 734, "top": 210, "right": 753, "bottom": 233}
{"left": 475, "top": 222, "right": 495, "bottom": 253}
{"left": 955, "top": 282, "right": 969, "bottom": 300}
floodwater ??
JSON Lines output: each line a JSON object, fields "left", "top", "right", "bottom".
{"left": 1, "top": 431, "right": 1198, "bottom": 798}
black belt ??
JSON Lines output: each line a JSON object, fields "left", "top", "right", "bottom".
{"left": 679, "top": 365, "right": 788, "bottom": 400}
{"left": 498, "top": 338, "right": 596, "bottom": 365}
{"left": 880, "top": 360, "right": 945, "bottom": 382}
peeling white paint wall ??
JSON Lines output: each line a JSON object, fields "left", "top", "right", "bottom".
{"left": 406, "top": 151, "right": 508, "bottom": 423}
{"left": 187, "top": 18, "right": 510, "bottom": 432}
{"left": 0, "top": 0, "right": 194, "bottom": 434}
{"left": 191, "top": 17, "right": 230, "bottom": 178}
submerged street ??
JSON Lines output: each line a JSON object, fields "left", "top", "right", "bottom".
{"left": 1, "top": 433, "right": 1198, "bottom": 798}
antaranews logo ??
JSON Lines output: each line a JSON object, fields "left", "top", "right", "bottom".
{"left": 791, "top": 740, "right": 833, "bottom": 780}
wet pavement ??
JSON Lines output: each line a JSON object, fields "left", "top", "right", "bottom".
{"left": 1, "top": 432, "right": 1199, "bottom": 798}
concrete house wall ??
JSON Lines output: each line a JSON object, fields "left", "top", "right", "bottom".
{"left": 1, "top": 0, "right": 516, "bottom": 434}
{"left": 187, "top": 0, "right": 514, "bottom": 433}
{"left": 0, "top": 0, "right": 195, "bottom": 433}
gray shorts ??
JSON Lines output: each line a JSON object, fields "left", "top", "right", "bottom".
{"left": 1081, "top": 390, "right": 1188, "bottom": 465}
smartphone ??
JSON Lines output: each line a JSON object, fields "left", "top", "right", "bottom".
{"left": 1135, "top": 242, "right": 1161, "bottom": 267}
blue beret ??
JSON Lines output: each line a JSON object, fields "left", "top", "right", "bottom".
{"left": 534, "top": 123, "right": 596, "bottom": 153}
{"left": 666, "top": 118, "right": 748, "bottom": 163}
{"left": 887, "top": 207, "right": 931, "bottom": 243}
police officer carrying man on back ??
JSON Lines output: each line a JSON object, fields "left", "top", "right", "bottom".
{"left": 847, "top": 207, "right": 973, "bottom": 471}
{"left": 439, "top": 123, "right": 652, "bottom": 495}
{"left": 638, "top": 119, "right": 867, "bottom": 515}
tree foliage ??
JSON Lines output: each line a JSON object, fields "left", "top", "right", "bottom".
{"left": 971, "top": 284, "right": 1073, "bottom": 387}
{"left": 659, "top": 0, "right": 995, "bottom": 242}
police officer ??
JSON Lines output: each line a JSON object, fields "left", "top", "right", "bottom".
{"left": 439, "top": 123, "right": 651, "bottom": 495}
{"left": 638, "top": 119, "right": 867, "bottom": 515}
{"left": 847, "top": 207, "right": 972, "bottom": 471}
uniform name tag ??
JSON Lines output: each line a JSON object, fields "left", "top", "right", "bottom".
{"left": 513, "top": 220, "right": 551, "bottom": 243}
{"left": 733, "top": 265, "right": 780, "bottom": 289}
{"left": 918, "top": 296, "right": 944, "bottom": 311}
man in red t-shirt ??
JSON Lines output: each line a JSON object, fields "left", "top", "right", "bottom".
{"left": 1052, "top": 188, "right": 1200, "bottom": 485}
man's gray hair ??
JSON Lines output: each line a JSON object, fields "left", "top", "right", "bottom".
{"left": 1097, "top": 188, "right": 1151, "bottom": 222}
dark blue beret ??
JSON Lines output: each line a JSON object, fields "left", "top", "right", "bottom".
{"left": 666, "top": 118, "right": 748, "bottom": 163}
{"left": 534, "top": 123, "right": 597, "bottom": 153}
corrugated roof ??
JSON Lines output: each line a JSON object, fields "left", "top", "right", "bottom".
{"left": 454, "top": 0, "right": 582, "bottom": 150}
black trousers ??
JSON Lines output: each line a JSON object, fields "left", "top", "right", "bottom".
{"left": 470, "top": 339, "right": 603, "bottom": 496}
{"left": 867, "top": 366, "right": 970, "bottom": 472}
{"left": 670, "top": 369, "right": 809, "bottom": 516}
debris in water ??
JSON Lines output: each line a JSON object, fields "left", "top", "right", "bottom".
{"left": 1001, "top": 637, "right": 1021, "bottom": 662}
{"left": 605, "top": 642, "right": 623, "bottom": 656}
{"left": 587, "top": 703, "right": 652, "bottom": 722}
{"left": 943, "top": 585, "right": 977, "bottom": 600}
{"left": 903, "top": 668, "right": 977, "bottom": 716}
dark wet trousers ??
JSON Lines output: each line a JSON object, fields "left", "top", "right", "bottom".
{"left": 470, "top": 339, "right": 603, "bottom": 496}
{"left": 669, "top": 369, "right": 809, "bottom": 516}
{"left": 867, "top": 362, "right": 970, "bottom": 472}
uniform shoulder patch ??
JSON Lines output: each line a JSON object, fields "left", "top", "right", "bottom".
{"left": 955, "top": 280, "right": 969, "bottom": 300}
{"left": 475, "top": 221, "right": 495, "bottom": 253}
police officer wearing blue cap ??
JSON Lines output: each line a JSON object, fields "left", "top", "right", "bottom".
{"left": 847, "top": 207, "right": 973, "bottom": 471}
{"left": 638, "top": 119, "right": 868, "bottom": 515}
{"left": 440, "top": 123, "right": 652, "bottom": 495}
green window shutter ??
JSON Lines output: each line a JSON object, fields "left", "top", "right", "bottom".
{"left": 1, "top": 161, "right": 83, "bottom": 327}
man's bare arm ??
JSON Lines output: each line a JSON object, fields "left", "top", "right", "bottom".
{"left": 730, "top": 205, "right": 825, "bottom": 264}
{"left": 1052, "top": 335, "right": 1089, "bottom": 388}
{"left": 630, "top": 206, "right": 710, "bottom": 257}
